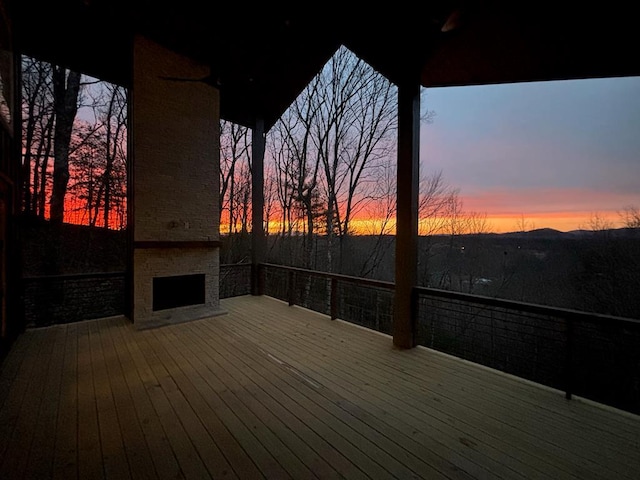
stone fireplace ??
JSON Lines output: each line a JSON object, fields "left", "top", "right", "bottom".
{"left": 131, "top": 35, "right": 224, "bottom": 329}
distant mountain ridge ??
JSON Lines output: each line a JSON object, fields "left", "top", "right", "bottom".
{"left": 500, "top": 227, "right": 566, "bottom": 239}
{"left": 500, "top": 227, "right": 639, "bottom": 239}
{"left": 422, "top": 226, "right": 640, "bottom": 240}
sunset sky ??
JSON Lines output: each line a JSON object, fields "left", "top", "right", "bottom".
{"left": 420, "top": 75, "right": 640, "bottom": 233}
{"left": 74, "top": 71, "right": 640, "bottom": 235}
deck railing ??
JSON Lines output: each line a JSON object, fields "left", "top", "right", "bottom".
{"left": 20, "top": 263, "right": 251, "bottom": 328}
{"left": 24, "top": 263, "right": 639, "bottom": 414}
{"left": 22, "top": 271, "right": 126, "bottom": 326}
{"left": 220, "top": 263, "right": 252, "bottom": 298}
{"left": 260, "top": 263, "right": 394, "bottom": 332}
{"left": 242, "top": 263, "right": 640, "bottom": 415}
{"left": 414, "top": 287, "right": 640, "bottom": 414}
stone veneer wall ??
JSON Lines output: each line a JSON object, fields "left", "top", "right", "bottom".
{"left": 132, "top": 35, "right": 222, "bottom": 329}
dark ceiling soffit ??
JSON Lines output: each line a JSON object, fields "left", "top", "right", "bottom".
{"left": 7, "top": 1, "right": 640, "bottom": 129}
{"left": 420, "top": 3, "right": 640, "bottom": 87}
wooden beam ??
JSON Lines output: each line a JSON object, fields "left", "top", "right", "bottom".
{"left": 251, "top": 117, "right": 265, "bottom": 295}
{"left": 393, "top": 77, "right": 420, "bottom": 349}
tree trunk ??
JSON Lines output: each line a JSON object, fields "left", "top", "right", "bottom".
{"left": 50, "top": 68, "right": 81, "bottom": 224}
{"left": 304, "top": 204, "right": 314, "bottom": 268}
{"left": 103, "top": 93, "right": 116, "bottom": 229}
{"left": 35, "top": 115, "right": 54, "bottom": 217}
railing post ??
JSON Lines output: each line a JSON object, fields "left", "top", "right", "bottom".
{"left": 565, "top": 316, "right": 574, "bottom": 400}
{"left": 330, "top": 278, "right": 338, "bottom": 320}
{"left": 288, "top": 271, "right": 295, "bottom": 306}
{"left": 258, "top": 263, "right": 265, "bottom": 296}
{"left": 411, "top": 287, "right": 418, "bottom": 342}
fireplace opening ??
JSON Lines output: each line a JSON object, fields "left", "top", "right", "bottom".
{"left": 153, "top": 274, "right": 205, "bottom": 311}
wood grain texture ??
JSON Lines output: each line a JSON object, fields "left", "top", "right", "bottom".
{"left": 0, "top": 296, "right": 638, "bottom": 479}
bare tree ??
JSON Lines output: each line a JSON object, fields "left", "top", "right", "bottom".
{"left": 263, "top": 163, "right": 278, "bottom": 238}
{"left": 418, "top": 169, "right": 459, "bottom": 236}
{"left": 21, "top": 56, "right": 54, "bottom": 217}
{"left": 67, "top": 112, "right": 128, "bottom": 230}
{"left": 265, "top": 129, "right": 302, "bottom": 264}
{"left": 585, "top": 211, "right": 613, "bottom": 233}
{"left": 268, "top": 129, "right": 293, "bottom": 236}
{"left": 355, "top": 160, "right": 396, "bottom": 279}
{"left": 99, "top": 83, "right": 127, "bottom": 229}
{"left": 269, "top": 89, "right": 323, "bottom": 268}
{"left": 317, "top": 47, "right": 398, "bottom": 271}
{"left": 619, "top": 205, "right": 640, "bottom": 228}
{"left": 50, "top": 66, "right": 82, "bottom": 223}
{"left": 464, "top": 211, "right": 492, "bottom": 235}
{"left": 219, "top": 120, "right": 251, "bottom": 235}
{"left": 235, "top": 160, "right": 252, "bottom": 234}
{"left": 515, "top": 213, "right": 535, "bottom": 233}
{"left": 57, "top": 80, "right": 128, "bottom": 230}
{"left": 416, "top": 170, "right": 492, "bottom": 289}
{"left": 67, "top": 122, "right": 104, "bottom": 225}
{"left": 268, "top": 46, "right": 399, "bottom": 271}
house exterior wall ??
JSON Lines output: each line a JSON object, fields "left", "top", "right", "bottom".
{"left": 132, "top": 35, "right": 223, "bottom": 329}
{"left": 0, "top": 2, "right": 20, "bottom": 356}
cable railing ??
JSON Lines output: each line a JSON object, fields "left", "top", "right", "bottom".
{"left": 415, "top": 287, "right": 640, "bottom": 414}
{"left": 235, "top": 263, "right": 640, "bottom": 415}
{"left": 220, "top": 263, "right": 252, "bottom": 299}
{"left": 260, "top": 263, "right": 394, "bottom": 333}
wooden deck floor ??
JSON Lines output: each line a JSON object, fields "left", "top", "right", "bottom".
{"left": 0, "top": 295, "right": 639, "bottom": 480}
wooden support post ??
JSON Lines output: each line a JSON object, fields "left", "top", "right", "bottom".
{"left": 251, "top": 117, "right": 265, "bottom": 296}
{"left": 393, "top": 76, "right": 420, "bottom": 349}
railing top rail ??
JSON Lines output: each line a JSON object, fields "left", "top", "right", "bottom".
{"left": 415, "top": 285, "right": 640, "bottom": 327}
{"left": 257, "top": 262, "right": 639, "bottom": 327}
{"left": 259, "top": 263, "right": 395, "bottom": 290}
{"left": 220, "top": 262, "right": 251, "bottom": 268}
{"left": 22, "top": 271, "right": 126, "bottom": 282}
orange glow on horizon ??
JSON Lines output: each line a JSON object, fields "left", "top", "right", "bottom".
{"left": 477, "top": 210, "right": 623, "bottom": 233}
{"left": 349, "top": 210, "right": 624, "bottom": 235}
{"left": 38, "top": 196, "right": 128, "bottom": 230}
{"left": 221, "top": 209, "right": 625, "bottom": 236}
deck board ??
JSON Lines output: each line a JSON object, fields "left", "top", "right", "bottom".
{"left": 1, "top": 326, "right": 59, "bottom": 479}
{"left": 25, "top": 321, "right": 67, "bottom": 479}
{"left": 107, "top": 317, "right": 184, "bottom": 480}
{"left": 222, "top": 297, "right": 633, "bottom": 480}
{"left": 147, "top": 326, "right": 266, "bottom": 479}
{"left": 0, "top": 328, "right": 47, "bottom": 466}
{"left": 177, "top": 320, "right": 364, "bottom": 479}
{"left": 225, "top": 301, "right": 569, "bottom": 480}
{"left": 130, "top": 322, "right": 214, "bottom": 480}
{"left": 98, "top": 317, "right": 157, "bottom": 480}
{"left": 189, "top": 318, "right": 467, "bottom": 480}
{"left": 182, "top": 320, "right": 408, "bottom": 480}
{"left": 0, "top": 294, "right": 638, "bottom": 480}
{"left": 153, "top": 324, "right": 309, "bottom": 479}
{"left": 52, "top": 322, "right": 79, "bottom": 480}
